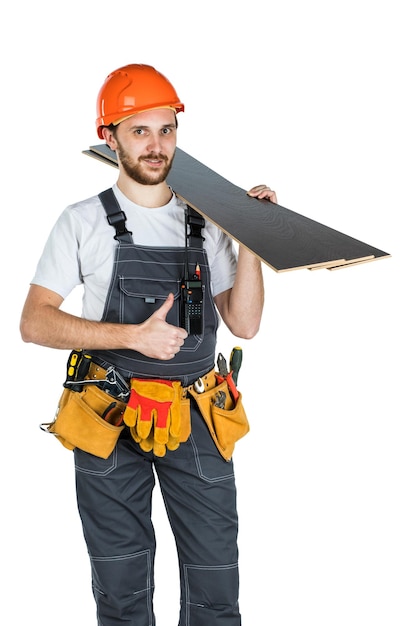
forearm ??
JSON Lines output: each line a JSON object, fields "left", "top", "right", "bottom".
{"left": 217, "top": 246, "right": 264, "bottom": 338}
{"left": 214, "top": 182, "right": 275, "bottom": 337}
{"left": 20, "top": 304, "right": 132, "bottom": 351}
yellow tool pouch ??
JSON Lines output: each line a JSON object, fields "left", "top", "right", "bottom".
{"left": 44, "top": 384, "right": 126, "bottom": 459}
{"left": 189, "top": 378, "right": 249, "bottom": 462}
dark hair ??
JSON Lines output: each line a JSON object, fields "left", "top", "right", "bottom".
{"left": 106, "top": 123, "right": 118, "bottom": 136}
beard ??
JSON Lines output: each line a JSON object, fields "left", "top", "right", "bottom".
{"left": 117, "top": 144, "right": 174, "bottom": 185}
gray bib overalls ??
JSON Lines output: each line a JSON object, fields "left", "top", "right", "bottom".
{"left": 74, "top": 190, "right": 242, "bottom": 626}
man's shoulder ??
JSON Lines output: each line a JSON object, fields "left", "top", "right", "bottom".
{"left": 62, "top": 192, "right": 108, "bottom": 227}
{"left": 58, "top": 192, "right": 111, "bottom": 236}
{"left": 66, "top": 192, "right": 103, "bottom": 213}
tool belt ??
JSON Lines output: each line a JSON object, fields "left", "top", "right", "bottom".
{"left": 43, "top": 350, "right": 249, "bottom": 461}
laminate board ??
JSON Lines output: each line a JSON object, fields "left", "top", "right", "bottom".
{"left": 83, "top": 144, "right": 390, "bottom": 272}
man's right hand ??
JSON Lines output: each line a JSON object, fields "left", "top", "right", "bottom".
{"left": 135, "top": 293, "right": 188, "bottom": 360}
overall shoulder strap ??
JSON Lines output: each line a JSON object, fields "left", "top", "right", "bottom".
{"left": 99, "top": 188, "right": 205, "bottom": 247}
{"left": 98, "top": 188, "right": 133, "bottom": 243}
{"left": 186, "top": 205, "right": 205, "bottom": 248}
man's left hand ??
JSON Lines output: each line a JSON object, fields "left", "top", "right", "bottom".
{"left": 247, "top": 185, "right": 277, "bottom": 204}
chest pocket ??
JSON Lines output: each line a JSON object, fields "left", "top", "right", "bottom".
{"left": 118, "top": 275, "right": 183, "bottom": 326}
{"left": 113, "top": 258, "right": 208, "bottom": 353}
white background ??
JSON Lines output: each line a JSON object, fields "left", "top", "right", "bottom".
{"left": 1, "top": 1, "right": 416, "bottom": 624}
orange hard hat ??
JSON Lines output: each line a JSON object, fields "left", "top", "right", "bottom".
{"left": 96, "top": 64, "right": 184, "bottom": 138}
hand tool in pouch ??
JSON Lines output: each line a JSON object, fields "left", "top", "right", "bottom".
{"left": 216, "top": 353, "right": 239, "bottom": 403}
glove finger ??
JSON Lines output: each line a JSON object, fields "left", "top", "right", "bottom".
{"left": 129, "top": 426, "right": 142, "bottom": 443}
{"left": 123, "top": 406, "right": 138, "bottom": 427}
{"left": 166, "top": 433, "right": 180, "bottom": 451}
{"left": 123, "top": 389, "right": 141, "bottom": 427}
{"left": 136, "top": 400, "right": 155, "bottom": 440}
{"left": 154, "top": 401, "right": 172, "bottom": 444}
{"left": 153, "top": 441, "right": 167, "bottom": 457}
{"left": 139, "top": 437, "right": 154, "bottom": 453}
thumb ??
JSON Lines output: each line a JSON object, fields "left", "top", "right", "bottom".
{"left": 153, "top": 293, "right": 174, "bottom": 321}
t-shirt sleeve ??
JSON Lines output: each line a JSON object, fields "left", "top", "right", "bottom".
{"left": 30, "top": 208, "right": 82, "bottom": 299}
{"left": 208, "top": 228, "right": 237, "bottom": 297}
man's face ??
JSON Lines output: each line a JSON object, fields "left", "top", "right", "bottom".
{"left": 105, "top": 108, "right": 178, "bottom": 185}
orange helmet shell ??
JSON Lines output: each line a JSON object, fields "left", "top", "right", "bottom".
{"left": 96, "top": 64, "right": 184, "bottom": 138}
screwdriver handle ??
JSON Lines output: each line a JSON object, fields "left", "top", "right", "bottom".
{"left": 230, "top": 346, "right": 243, "bottom": 385}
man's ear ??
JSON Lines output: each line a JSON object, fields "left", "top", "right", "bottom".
{"left": 102, "top": 127, "right": 118, "bottom": 151}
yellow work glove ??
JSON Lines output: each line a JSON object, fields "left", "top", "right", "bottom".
{"left": 123, "top": 379, "right": 182, "bottom": 457}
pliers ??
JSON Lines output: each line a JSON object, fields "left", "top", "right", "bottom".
{"left": 216, "top": 353, "right": 239, "bottom": 403}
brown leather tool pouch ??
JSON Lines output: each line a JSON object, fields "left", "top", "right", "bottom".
{"left": 189, "top": 379, "right": 249, "bottom": 461}
{"left": 44, "top": 385, "right": 126, "bottom": 459}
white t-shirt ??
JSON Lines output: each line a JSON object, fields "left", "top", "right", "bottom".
{"left": 31, "top": 185, "right": 237, "bottom": 321}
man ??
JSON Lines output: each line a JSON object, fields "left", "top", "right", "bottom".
{"left": 20, "top": 64, "right": 277, "bottom": 625}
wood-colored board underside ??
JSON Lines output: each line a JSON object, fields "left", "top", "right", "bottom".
{"left": 83, "top": 145, "right": 390, "bottom": 273}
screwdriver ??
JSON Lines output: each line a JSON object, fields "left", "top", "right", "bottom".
{"left": 229, "top": 346, "right": 243, "bottom": 385}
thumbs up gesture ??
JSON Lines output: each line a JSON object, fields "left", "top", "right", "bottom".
{"left": 130, "top": 293, "right": 188, "bottom": 360}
